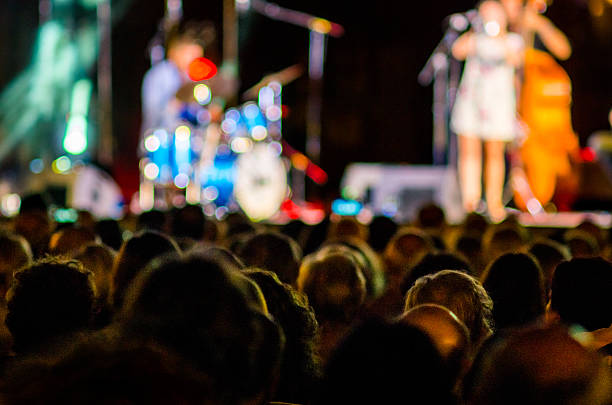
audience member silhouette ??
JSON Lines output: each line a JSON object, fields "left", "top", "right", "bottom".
{"left": 48, "top": 226, "right": 99, "bottom": 257}
{"left": 170, "top": 204, "right": 206, "bottom": 249}
{"left": 119, "top": 252, "right": 283, "bottom": 404}
{"left": 564, "top": 229, "right": 600, "bottom": 258}
{"left": 398, "top": 303, "right": 471, "bottom": 392}
{"left": 298, "top": 251, "right": 366, "bottom": 364}
{"left": 74, "top": 243, "right": 116, "bottom": 328}
{"left": 136, "top": 209, "right": 167, "bottom": 233}
{"left": 528, "top": 238, "right": 570, "bottom": 293}
{"left": 245, "top": 268, "right": 321, "bottom": 404}
{"left": 238, "top": 231, "right": 302, "bottom": 286}
{"left": 0, "top": 337, "right": 219, "bottom": 405}
{"left": 405, "top": 269, "right": 494, "bottom": 351}
{"left": 320, "top": 237, "right": 385, "bottom": 301}
{"left": 469, "top": 324, "right": 612, "bottom": 405}
{"left": 481, "top": 253, "right": 545, "bottom": 330}
{"left": 549, "top": 257, "right": 612, "bottom": 331}
{"left": 5, "top": 258, "right": 95, "bottom": 355}
{"left": 94, "top": 219, "right": 123, "bottom": 251}
{"left": 367, "top": 215, "right": 398, "bottom": 252}
{"left": 316, "top": 318, "right": 456, "bottom": 404}
{"left": 110, "top": 230, "right": 180, "bottom": 310}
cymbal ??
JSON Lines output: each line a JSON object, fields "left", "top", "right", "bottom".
{"left": 242, "top": 64, "right": 303, "bottom": 100}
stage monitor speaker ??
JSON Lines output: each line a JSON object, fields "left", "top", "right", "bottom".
{"left": 340, "top": 163, "right": 463, "bottom": 223}
{"left": 26, "top": 164, "right": 124, "bottom": 219}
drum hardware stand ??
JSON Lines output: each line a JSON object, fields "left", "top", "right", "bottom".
{"left": 239, "top": 0, "right": 343, "bottom": 203}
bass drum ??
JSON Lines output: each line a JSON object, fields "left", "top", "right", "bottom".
{"left": 233, "top": 142, "right": 287, "bottom": 222}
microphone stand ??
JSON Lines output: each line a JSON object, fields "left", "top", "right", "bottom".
{"left": 418, "top": 18, "right": 464, "bottom": 167}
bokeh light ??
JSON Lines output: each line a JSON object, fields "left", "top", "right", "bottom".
{"left": 187, "top": 57, "right": 217, "bottom": 81}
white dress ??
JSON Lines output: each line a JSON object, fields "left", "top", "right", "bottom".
{"left": 451, "top": 32, "right": 523, "bottom": 141}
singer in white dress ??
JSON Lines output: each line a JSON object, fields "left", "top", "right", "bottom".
{"left": 450, "top": 0, "right": 523, "bottom": 221}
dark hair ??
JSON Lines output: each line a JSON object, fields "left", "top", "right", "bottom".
{"left": 481, "top": 253, "right": 545, "bottom": 330}
{"left": 244, "top": 269, "right": 320, "bottom": 404}
{"left": 482, "top": 224, "right": 529, "bottom": 264}
{"left": 528, "top": 239, "right": 570, "bottom": 293}
{"left": 563, "top": 229, "right": 600, "bottom": 258}
{"left": 120, "top": 252, "right": 283, "bottom": 403}
{"left": 170, "top": 204, "right": 206, "bottom": 241}
{"left": 137, "top": 209, "right": 167, "bottom": 232}
{"left": 550, "top": 257, "right": 612, "bottom": 331}
{"left": 111, "top": 231, "right": 180, "bottom": 310}
{"left": 415, "top": 202, "right": 446, "bottom": 229}
{"left": 5, "top": 258, "right": 95, "bottom": 354}
{"left": 0, "top": 338, "right": 218, "bottom": 405}
{"left": 94, "top": 219, "right": 123, "bottom": 251}
{"left": 317, "top": 319, "right": 455, "bottom": 404}
{"left": 237, "top": 231, "right": 302, "bottom": 285}
{"left": 48, "top": 226, "right": 98, "bottom": 257}
{"left": 367, "top": 215, "right": 398, "bottom": 252}
{"left": 469, "top": 324, "right": 612, "bottom": 405}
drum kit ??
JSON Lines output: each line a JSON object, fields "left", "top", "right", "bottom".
{"left": 138, "top": 65, "right": 302, "bottom": 221}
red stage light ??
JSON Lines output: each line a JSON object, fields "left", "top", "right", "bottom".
{"left": 188, "top": 57, "right": 217, "bottom": 81}
{"left": 580, "top": 147, "right": 596, "bottom": 163}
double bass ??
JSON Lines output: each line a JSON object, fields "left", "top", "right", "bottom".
{"left": 512, "top": 0, "right": 580, "bottom": 212}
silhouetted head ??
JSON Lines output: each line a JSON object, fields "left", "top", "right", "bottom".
{"left": 237, "top": 231, "right": 302, "bottom": 286}
{"left": 48, "top": 226, "right": 99, "bottom": 258}
{"left": 563, "top": 229, "right": 600, "bottom": 258}
{"left": 317, "top": 318, "right": 455, "bottom": 404}
{"left": 470, "top": 324, "right": 612, "bottom": 405}
{"left": 406, "top": 270, "right": 494, "bottom": 349}
{"left": 94, "top": 219, "right": 123, "bottom": 251}
{"left": 120, "top": 252, "right": 283, "bottom": 403}
{"left": 528, "top": 238, "right": 570, "bottom": 293}
{"left": 170, "top": 204, "right": 206, "bottom": 241}
{"left": 398, "top": 303, "right": 470, "bottom": 385}
{"left": 245, "top": 269, "right": 320, "bottom": 404}
{"left": 550, "top": 257, "right": 612, "bottom": 331}
{"left": 0, "top": 338, "right": 218, "bottom": 405}
{"left": 481, "top": 253, "right": 545, "bottom": 330}
{"left": 383, "top": 228, "right": 435, "bottom": 275}
{"left": 111, "top": 231, "right": 180, "bottom": 310}
{"left": 367, "top": 215, "right": 398, "bottom": 252}
{"left": 298, "top": 251, "right": 366, "bottom": 324}
{"left": 6, "top": 258, "right": 95, "bottom": 354}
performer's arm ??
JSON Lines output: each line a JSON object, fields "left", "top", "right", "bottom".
{"left": 524, "top": 7, "right": 572, "bottom": 60}
{"left": 452, "top": 32, "right": 475, "bottom": 61}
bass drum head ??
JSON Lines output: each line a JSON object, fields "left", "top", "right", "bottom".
{"left": 234, "top": 142, "right": 287, "bottom": 221}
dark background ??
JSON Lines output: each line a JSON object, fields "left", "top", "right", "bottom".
{"left": 1, "top": 0, "right": 611, "bottom": 203}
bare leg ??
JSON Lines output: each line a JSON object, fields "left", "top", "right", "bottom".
{"left": 458, "top": 134, "right": 482, "bottom": 212}
{"left": 484, "top": 139, "right": 507, "bottom": 221}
